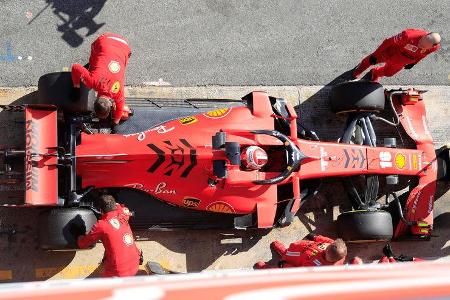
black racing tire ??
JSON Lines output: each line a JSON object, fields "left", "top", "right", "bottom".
{"left": 37, "top": 72, "right": 95, "bottom": 114}
{"left": 38, "top": 208, "right": 97, "bottom": 250}
{"left": 336, "top": 210, "right": 393, "bottom": 242}
{"left": 329, "top": 81, "right": 385, "bottom": 114}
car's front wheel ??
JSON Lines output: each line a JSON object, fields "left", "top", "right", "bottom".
{"left": 336, "top": 210, "right": 393, "bottom": 242}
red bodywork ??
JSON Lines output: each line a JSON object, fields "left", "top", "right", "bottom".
{"left": 72, "top": 90, "right": 437, "bottom": 238}
{"left": 24, "top": 106, "right": 59, "bottom": 206}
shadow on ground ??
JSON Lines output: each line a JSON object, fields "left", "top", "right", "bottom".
{"left": 29, "top": 0, "right": 106, "bottom": 47}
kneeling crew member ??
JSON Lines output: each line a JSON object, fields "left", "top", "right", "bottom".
{"left": 78, "top": 195, "right": 142, "bottom": 277}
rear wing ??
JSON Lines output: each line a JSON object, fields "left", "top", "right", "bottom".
{"left": 25, "top": 105, "right": 59, "bottom": 206}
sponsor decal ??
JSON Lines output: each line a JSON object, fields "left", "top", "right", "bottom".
{"left": 412, "top": 154, "right": 419, "bottom": 170}
{"left": 123, "top": 233, "right": 134, "bottom": 246}
{"left": 183, "top": 197, "right": 201, "bottom": 208}
{"left": 343, "top": 148, "right": 365, "bottom": 169}
{"left": 109, "top": 218, "right": 120, "bottom": 230}
{"left": 154, "top": 182, "right": 176, "bottom": 195}
{"left": 395, "top": 153, "right": 406, "bottom": 169}
{"left": 108, "top": 60, "right": 121, "bottom": 73}
{"left": 179, "top": 116, "right": 198, "bottom": 125}
{"left": 411, "top": 190, "right": 422, "bottom": 214}
{"left": 111, "top": 81, "right": 120, "bottom": 94}
{"left": 320, "top": 147, "right": 328, "bottom": 171}
{"left": 122, "top": 207, "right": 131, "bottom": 216}
{"left": 379, "top": 151, "right": 393, "bottom": 168}
{"left": 203, "top": 108, "right": 232, "bottom": 119}
{"left": 25, "top": 119, "right": 39, "bottom": 192}
{"left": 317, "top": 243, "right": 328, "bottom": 250}
{"left": 206, "top": 202, "right": 235, "bottom": 214}
{"left": 404, "top": 44, "right": 418, "bottom": 52}
{"left": 312, "top": 259, "right": 322, "bottom": 266}
{"left": 428, "top": 195, "right": 434, "bottom": 214}
{"left": 123, "top": 125, "right": 175, "bottom": 141}
{"left": 124, "top": 183, "right": 150, "bottom": 193}
{"left": 147, "top": 139, "right": 197, "bottom": 177}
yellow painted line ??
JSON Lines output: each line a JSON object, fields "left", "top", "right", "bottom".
{"left": 0, "top": 270, "right": 12, "bottom": 281}
{"left": 35, "top": 265, "right": 99, "bottom": 279}
{"left": 36, "top": 264, "right": 149, "bottom": 279}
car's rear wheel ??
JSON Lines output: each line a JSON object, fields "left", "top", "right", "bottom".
{"left": 336, "top": 210, "right": 393, "bottom": 242}
{"left": 37, "top": 72, "right": 95, "bottom": 114}
{"left": 329, "top": 81, "right": 385, "bottom": 114}
{"left": 38, "top": 207, "right": 97, "bottom": 250}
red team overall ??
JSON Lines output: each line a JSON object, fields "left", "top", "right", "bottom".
{"left": 71, "top": 32, "right": 132, "bottom": 126}
{"left": 255, "top": 234, "right": 347, "bottom": 269}
{"left": 353, "top": 29, "right": 441, "bottom": 82}
{"left": 78, "top": 195, "right": 141, "bottom": 277}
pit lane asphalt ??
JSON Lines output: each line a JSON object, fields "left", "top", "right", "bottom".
{"left": 0, "top": 0, "right": 449, "bottom": 87}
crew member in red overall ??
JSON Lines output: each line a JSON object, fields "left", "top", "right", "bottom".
{"left": 254, "top": 234, "right": 347, "bottom": 269}
{"left": 78, "top": 195, "right": 142, "bottom": 277}
{"left": 352, "top": 29, "right": 441, "bottom": 82}
{"left": 71, "top": 32, "right": 132, "bottom": 132}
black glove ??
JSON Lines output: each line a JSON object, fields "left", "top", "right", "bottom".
{"left": 278, "top": 260, "right": 286, "bottom": 268}
{"left": 68, "top": 224, "right": 85, "bottom": 239}
{"left": 139, "top": 250, "right": 144, "bottom": 265}
{"left": 305, "top": 233, "right": 317, "bottom": 241}
{"left": 369, "top": 55, "right": 378, "bottom": 65}
{"left": 110, "top": 124, "right": 117, "bottom": 134}
{"left": 382, "top": 243, "right": 394, "bottom": 257}
{"left": 404, "top": 64, "right": 415, "bottom": 70}
{"left": 394, "top": 254, "right": 414, "bottom": 262}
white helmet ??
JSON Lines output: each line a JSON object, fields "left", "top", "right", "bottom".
{"left": 241, "top": 146, "right": 268, "bottom": 170}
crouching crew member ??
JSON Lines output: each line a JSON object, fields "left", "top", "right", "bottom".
{"left": 71, "top": 32, "right": 132, "bottom": 132}
{"left": 255, "top": 234, "right": 347, "bottom": 269}
{"left": 78, "top": 195, "right": 142, "bottom": 277}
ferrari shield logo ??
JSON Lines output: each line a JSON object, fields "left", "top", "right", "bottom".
{"left": 111, "top": 81, "right": 121, "bottom": 94}
{"left": 179, "top": 116, "right": 198, "bottom": 125}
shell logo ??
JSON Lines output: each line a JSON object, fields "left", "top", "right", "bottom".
{"left": 395, "top": 153, "right": 406, "bottom": 169}
{"left": 206, "top": 202, "right": 235, "bottom": 214}
{"left": 203, "top": 108, "right": 232, "bottom": 119}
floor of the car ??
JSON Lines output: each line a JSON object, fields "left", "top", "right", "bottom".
{"left": 112, "top": 98, "right": 245, "bottom": 135}
{"left": 111, "top": 188, "right": 241, "bottom": 229}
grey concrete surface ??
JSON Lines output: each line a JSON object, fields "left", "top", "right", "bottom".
{"left": 0, "top": 1, "right": 449, "bottom": 87}
{"left": 0, "top": 85, "right": 450, "bottom": 281}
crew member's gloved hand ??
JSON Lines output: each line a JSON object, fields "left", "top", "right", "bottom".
{"left": 305, "top": 233, "right": 317, "bottom": 241}
{"left": 68, "top": 224, "right": 86, "bottom": 239}
{"left": 139, "top": 250, "right": 144, "bottom": 265}
{"left": 404, "top": 64, "right": 415, "bottom": 70}
{"left": 111, "top": 123, "right": 118, "bottom": 134}
{"left": 382, "top": 243, "right": 394, "bottom": 258}
{"left": 369, "top": 55, "right": 378, "bottom": 65}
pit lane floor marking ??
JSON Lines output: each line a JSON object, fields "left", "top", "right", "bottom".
{"left": 34, "top": 264, "right": 150, "bottom": 280}
{"left": 0, "top": 270, "right": 12, "bottom": 281}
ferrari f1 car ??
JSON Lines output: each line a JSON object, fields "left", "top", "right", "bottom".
{"left": 1, "top": 72, "right": 448, "bottom": 250}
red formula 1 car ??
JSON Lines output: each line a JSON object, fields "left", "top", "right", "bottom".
{"left": 1, "top": 72, "right": 448, "bottom": 250}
